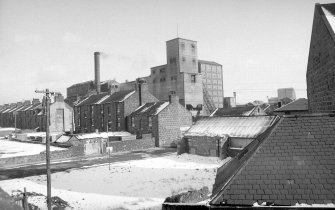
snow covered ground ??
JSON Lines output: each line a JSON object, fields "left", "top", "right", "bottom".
{"left": 0, "top": 140, "right": 66, "bottom": 158}
{"left": 0, "top": 153, "right": 231, "bottom": 210}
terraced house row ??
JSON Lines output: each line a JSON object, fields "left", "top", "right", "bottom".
{"left": 0, "top": 95, "right": 73, "bottom": 133}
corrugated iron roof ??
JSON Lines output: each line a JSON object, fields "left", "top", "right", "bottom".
{"left": 274, "top": 98, "right": 308, "bottom": 112}
{"left": 198, "top": 59, "right": 222, "bottom": 66}
{"left": 213, "top": 106, "right": 257, "bottom": 117}
{"left": 185, "top": 116, "right": 278, "bottom": 138}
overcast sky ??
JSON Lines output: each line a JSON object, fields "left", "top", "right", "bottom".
{"left": 0, "top": 0, "right": 333, "bottom": 105}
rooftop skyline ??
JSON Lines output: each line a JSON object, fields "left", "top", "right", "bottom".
{"left": 0, "top": 0, "right": 332, "bottom": 105}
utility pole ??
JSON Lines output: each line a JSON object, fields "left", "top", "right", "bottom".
{"left": 35, "top": 89, "right": 61, "bottom": 210}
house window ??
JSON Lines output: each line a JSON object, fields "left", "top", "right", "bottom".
{"left": 148, "top": 116, "right": 152, "bottom": 127}
{"left": 108, "top": 106, "right": 111, "bottom": 116}
{"left": 84, "top": 110, "right": 87, "bottom": 119}
{"left": 117, "top": 117, "right": 121, "bottom": 128}
{"left": 131, "top": 117, "right": 135, "bottom": 127}
{"left": 192, "top": 58, "right": 196, "bottom": 65}
{"left": 152, "top": 70, "right": 155, "bottom": 74}
{"left": 108, "top": 120, "right": 112, "bottom": 130}
{"left": 160, "top": 68, "right": 165, "bottom": 73}
{"left": 116, "top": 103, "right": 121, "bottom": 114}
{"left": 182, "top": 57, "right": 186, "bottom": 62}
{"left": 191, "top": 75, "right": 196, "bottom": 83}
{"left": 160, "top": 77, "right": 166, "bottom": 82}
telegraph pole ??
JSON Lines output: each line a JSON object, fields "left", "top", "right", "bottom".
{"left": 35, "top": 89, "right": 61, "bottom": 210}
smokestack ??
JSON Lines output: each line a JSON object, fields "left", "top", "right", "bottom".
{"left": 94, "top": 52, "right": 101, "bottom": 94}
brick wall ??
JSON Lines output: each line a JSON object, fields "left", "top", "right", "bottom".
{"left": 158, "top": 100, "right": 192, "bottom": 147}
{"left": 109, "top": 137, "right": 155, "bottom": 153}
{"left": 307, "top": 5, "right": 335, "bottom": 113}
{"left": 187, "top": 136, "right": 220, "bottom": 157}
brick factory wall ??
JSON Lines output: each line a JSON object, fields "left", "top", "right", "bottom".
{"left": 307, "top": 6, "right": 335, "bottom": 113}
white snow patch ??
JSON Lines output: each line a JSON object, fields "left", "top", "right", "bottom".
{"left": 294, "top": 203, "right": 335, "bottom": 207}
{"left": 1, "top": 153, "right": 230, "bottom": 209}
{"left": 0, "top": 140, "right": 66, "bottom": 158}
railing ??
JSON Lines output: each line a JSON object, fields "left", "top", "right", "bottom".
{"left": 202, "top": 83, "right": 216, "bottom": 114}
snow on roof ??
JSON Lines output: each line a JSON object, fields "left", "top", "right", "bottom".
{"left": 185, "top": 116, "right": 278, "bottom": 138}
{"left": 153, "top": 102, "right": 169, "bottom": 115}
{"left": 129, "top": 102, "right": 169, "bottom": 116}
{"left": 75, "top": 131, "right": 133, "bottom": 140}
{"left": 95, "top": 95, "right": 110, "bottom": 104}
{"left": 322, "top": 6, "right": 335, "bottom": 34}
{"left": 118, "top": 90, "right": 135, "bottom": 102}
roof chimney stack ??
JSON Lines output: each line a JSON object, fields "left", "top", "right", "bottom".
{"left": 94, "top": 52, "right": 101, "bottom": 94}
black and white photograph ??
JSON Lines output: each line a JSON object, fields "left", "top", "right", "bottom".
{"left": 0, "top": 0, "right": 334, "bottom": 209}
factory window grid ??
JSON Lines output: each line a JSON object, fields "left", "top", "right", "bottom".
{"left": 191, "top": 75, "right": 196, "bottom": 83}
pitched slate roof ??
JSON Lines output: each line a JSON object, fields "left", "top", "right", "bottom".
{"left": 213, "top": 106, "right": 260, "bottom": 117}
{"left": 185, "top": 116, "right": 278, "bottom": 138}
{"left": 129, "top": 102, "right": 169, "bottom": 117}
{"left": 76, "top": 90, "right": 135, "bottom": 106}
{"left": 76, "top": 93, "right": 109, "bottom": 106}
{"left": 104, "top": 90, "right": 135, "bottom": 103}
{"left": 211, "top": 114, "right": 335, "bottom": 206}
{"left": 274, "top": 98, "right": 308, "bottom": 112}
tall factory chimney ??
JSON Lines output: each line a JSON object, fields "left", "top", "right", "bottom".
{"left": 94, "top": 52, "right": 101, "bottom": 94}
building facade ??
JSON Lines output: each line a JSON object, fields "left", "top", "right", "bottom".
{"left": 199, "top": 60, "right": 224, "bottom": 109}
{"left": 127, "top": 94, "right": 192, "bottom": 147}
{"left": 277, "top": 88, "right": 296, "bottom": 101}
{"left": 74, "top": 80, "right": 158, "bottom": 133}
{"left": 307, "top": 3, "right": 335, "bottom": 113}
{"left": 148, "top": 38, "right": 223, "bottom": 115}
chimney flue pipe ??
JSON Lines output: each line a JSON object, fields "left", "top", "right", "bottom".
{"left": 94, "top": 52, "right": 101, "bottom": 94}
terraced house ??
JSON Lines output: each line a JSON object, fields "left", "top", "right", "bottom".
{"left": 74, "top": 79, "right": 158, "bottom": 133}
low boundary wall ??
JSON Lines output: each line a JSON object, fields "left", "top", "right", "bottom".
{"left": 0, "top": 145, "right": 84, "bottom": 167}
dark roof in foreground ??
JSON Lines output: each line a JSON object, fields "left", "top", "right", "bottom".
{"left": 211, "top": 114, "right": 335, "bottom": 206}
{"left": 274, "top": 98, "right": 308, "bottom": 112}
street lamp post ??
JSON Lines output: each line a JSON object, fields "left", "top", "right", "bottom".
{"left": 35, "top": 89, "right": 61, "bottom": 210}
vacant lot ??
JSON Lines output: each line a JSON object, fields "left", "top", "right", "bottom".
{"left": 0, "top": 153, "right": 230, "bottom": 210}
{"left": 0, "top": 139, "right": 66, "bottom": 158}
